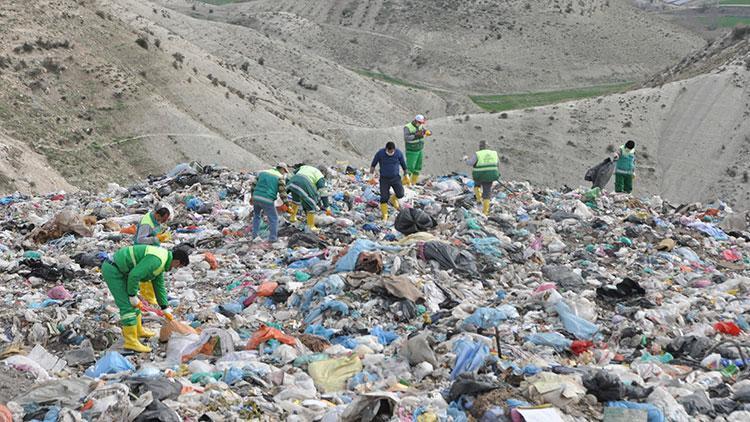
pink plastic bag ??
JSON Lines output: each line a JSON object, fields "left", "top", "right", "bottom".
{"left": 47, "top": 285, "right": 72, "bottom": 300}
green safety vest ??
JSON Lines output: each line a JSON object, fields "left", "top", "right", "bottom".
{"left": 127, "top": 245, "right": 169, "bottom": 276}
{"left": 297, "top": 165, "right": 324, "bottom": 185}
{"left": 472, "top": 149, "right": 500, "bottom": 183}
{"left": 140, "top": 212, "right": 157, "bottom": 229}
{"left": 405, "top": 122, "right": 426, "bottom": 152}
{"left": 253, "top": 169, "right": 283, "bottom": 204}
{"left": 615, "top": 146, "right": 636, "bottom": 175}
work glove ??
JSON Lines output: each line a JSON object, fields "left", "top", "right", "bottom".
{"left": 156, "top": 232, "right": 172, "bottom": 243}
{"left": 415, "top": 130, "right": 425, "bottom": 138}
{"left": 462, "top": 155, "right": 469, "bottom": 162}
{"left": 424, "top": 130, "right": 432, "bottom": 137}
{"left": 162, "top": 307, "right": 174, "bottom": 321}
{"left": 129, "top": 296, "right": 141, "bottom": 309}
{"left": 325, "top": 208, "right": 333, "bottom": 217}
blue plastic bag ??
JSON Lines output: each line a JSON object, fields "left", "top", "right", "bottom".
{"left": 305, "top": 324, "right": 335, "bottom": 340}
{"left": 331, "top": 336, "right": 358, "bottom": 349}
{"left": 186, "top": 197, "right": 204, "bottom": 211}
{"left": 606, "top": 401, "right": 664, "bottom": 422}
{"left": 371, "top": 326, "right": 399, "bottom": 345}
{"left": 223, "top": 367, "right": 244, "bottom": 385}
{"left": 288, "top": 256, "right": 322, "bottom": 269}
{"left": 451, "top": 339, "right": 490, "bottom": 380}
{"left": 462, "top": 305, "right": 518, "bottom": 330}
{"left": 335, "top": 239, "right": 399, "bottom": 273}
{"left": 84, "top": 351, "right": 134, "bottom": 378}
{"left": 303, "top": 300, "right": 349, "bottom": 324}
{"left": 347, "top": 371, "right": 379, "bottom": 389}
{"left": 526, "top": 332, "right": 572, "bottom": 352}
{"left": 447, "top": 401, "right": 469, "bottom": 422}
{"left": 555, "top": 301, "right": 600, "bottom": 340}
{"left": 471, "top": 237, "right": 503, "bottom": 257}
{"left": 300, "top": 275, "right": 345, "bottom": 311}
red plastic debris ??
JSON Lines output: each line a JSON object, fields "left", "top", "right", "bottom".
{"left": 714, "top": 321, "right": 741, "bottom": 336}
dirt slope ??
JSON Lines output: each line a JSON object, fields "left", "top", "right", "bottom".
{"left": 175, "top": 0, "right": 704, "bottom": 92}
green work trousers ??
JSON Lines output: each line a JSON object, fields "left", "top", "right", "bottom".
{"left": 102, "top": 262, "right": 140, "bottom": 326}
{"left": 615, "top": 174, "right": 633, "bottom": 193}
{"left": 405, "top": 150, "right": 424, "bottom": 175}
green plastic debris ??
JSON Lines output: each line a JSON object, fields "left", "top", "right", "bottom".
{"left": 23, "top": 250, "right": 42, "bottom": 260}
{"left": 619, "top": 237, "right": 633, "bottom": 246}
{"left": 190, "top": 371, "right": 222, "bottom": 383}
{"left": 584, "top": 187, "right": 601, "bottom": 201}
{"left": 226, "top": 280, "right": 242, "bottom": 291}
{"left": 467, "top": 218, "right": 482, "bottom": 231}
{"left": 293, "top": 353, "right": 329, "bottom": 367}
{"left": 416, "top": 305, "right": 426, "bottom": 316}
{"left": 294, "top": 271, "right": 311, "bottom": 282}
{"left": 721, "top": 364, "right": 739, "bottom": 378}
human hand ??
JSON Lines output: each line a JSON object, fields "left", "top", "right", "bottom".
{"left": 129, "top": 296, "right": 141, "bottom": 309}
{"left": 162, "top": 307, "right": 174, "bottom": 321}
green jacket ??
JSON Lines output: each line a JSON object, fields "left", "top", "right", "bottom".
{"left": 135, "top": 212, "right": 161, "bottom": 246}
{"left": 616, "top": 146, "right": 636, "bottom": 175}
{"left": 296, "top": 165, "right": 330, "bottom": 207}
{"left": 472, "top": 149, "right": 500, "bottom": 182}
{"left": 404, "top": 122, "right": 426, "bottom": 152}
{"left": 112, "top": 245, "right": 172, "bottom": 308}
{"left": 253, "top": 169, "right": 286, "bottom": 205}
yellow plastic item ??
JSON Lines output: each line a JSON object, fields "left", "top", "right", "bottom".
{"left": 289, "top": 204, "right": 299, "bottom": 222}
{"left": 474, "top": 186, "right": 482, "bottom": 202}
{"left": 424, "top": 130, "right": 432, "bottom": 136}
{"left": 380, "top": 203, "right": 388, "bottom": 222}
{"left": 123, "top": 325, "right": 152, "bottom": 353}
{"left": 417, "top": 412, "right": 438, "bottom": 422}
{"left": 139, "top": 281, "right": 158, "bottom": 305}
{"left": 389, "top": 195, "right": 400, "bottom": 210}
{"left": 136, "top": 314, "right": 155, "bottom": 339}
{"left": 308, "top": 355, "right": 363, "bottom": 393}
{"left": 483, "top": 199, "right": 490, "bottom": 216}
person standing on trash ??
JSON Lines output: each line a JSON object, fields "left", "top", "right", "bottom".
{"left": 101, "top": 245, "right": 189, "bottom": 353}
{"left": 134, "top": 206, "right": 171, "bottom": 306}
{"left": 463, "top": 140, "right": 499, "bottom": 216}
{"left": 251, "top": 163, "right": 289, "bottom": 243}
{"left": 614, "top": 140, "right": 636, "bottom": 194}
{"left": 288, "top": 164, "right": 332, "bottom": 231}
{"left": 370, "top": 141, "right": 408, "bottom": 222}
{"left": 403, "top": 114, "right": 431, "bottom": 186}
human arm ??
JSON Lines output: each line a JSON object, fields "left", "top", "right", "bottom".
{"left": 398, "top": 151, "right": 407, "bottom": 173}
{"left": 403, "top": 126, "right": 418, "bottom": 142}
{"left": 135, "top": 223, "right": 159, "bottom": 246}
{"left": 464, "top": 154, "right": 478, "bottom": 167}
{"left": 317, "top": 178, "right": 331, "bottom": 209}
{"left": 370, "top": 150, "right": 381, "bottom": 175}
{"left": 151, "top": 273, "right": 169, "bottom": 309}
{"left": 278, "top": 177, "right": 287, "bottom": 202}
{"left": 126, "top": 255, "right": 163, "bottom": 297}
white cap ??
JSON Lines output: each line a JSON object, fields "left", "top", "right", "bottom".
{"left": 415, "top": 114, "right": 426, "bottom": 123}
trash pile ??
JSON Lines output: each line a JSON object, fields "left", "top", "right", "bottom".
{"left": 1, "top": 162, "right": 750, "bottom": 421}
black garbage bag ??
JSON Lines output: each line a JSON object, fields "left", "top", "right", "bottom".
{"left": 395, "top": 208, "right": 436, "bottom": 235}
{"left": 583, "top": 371, "right": 625, "bottom": 402}
{"left": 421, "top": 241, "right": 477, "bottom": 275}
{"left": 585, "top": 157, "right": 616, "bottom": 189}
{"left": 665, "top": 335, "right": 714, "bottom": 359}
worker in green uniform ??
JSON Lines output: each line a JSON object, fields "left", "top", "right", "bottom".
{"left": 403, "top": 114, "right": 431, "bottom": 186}
{"left": 101, "top": 245, "right": 190, "bottom": 353}
{"left": 251, "top": 163, "right": 289, "bottom": 242}
{"left": 464, "top": 140, "right": 500, "bottom": 216}
{"left": 288, "top": 165, "right": 332, "bottom": 231}
{"left": 614, "top": 140, "right": 636, "bottom": 194}
{"left": 134, "top": 206, "right": 172, "bottom": 306}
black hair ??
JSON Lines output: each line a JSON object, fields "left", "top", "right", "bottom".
{"left": 172, "top": 249, "right": 190, "bottom": 267}
{"left": 625, "top": 140, "right": 635, "bottom": 149}
{"left": 155, "top": 207, "right": 170, "bottom": 217}
{"left": 385, "top": 141, "right": 396, "bottom": 151}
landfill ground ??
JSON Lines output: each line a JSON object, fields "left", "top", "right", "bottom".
{"left": 1, "top": 162, "right": 750, "bottom": 421}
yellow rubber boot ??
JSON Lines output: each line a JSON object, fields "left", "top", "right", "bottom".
{"left": 123, "top": 325, "right": 152, "bottom": 353}
{"left": 289, "top": 204, "right": 299, "bottom": 222}
{"left": 474, "top": 186, "right": 482, "bottom": 202}
{"left": 410, "top": 174, "right": 419, "bottom": 185}
{"left": 380, "top": 203, "right": 389, "bottom": 222}
{"left": 136, "top": 314, "right": 155, "bottom": 339}
{"left": 402, "top": 175, "right": 410, "bottom": 186}
{"left": 482, "top": 199, "right": 491, "bottom": 216}
{"left": 139, "top": 281, "right": 157, "bottom": 305}
{"left": 389, "top": 195, "right": 400, "bottom": 210}
{"left": 306, "top": 212, "right": 318, "bottom": 231}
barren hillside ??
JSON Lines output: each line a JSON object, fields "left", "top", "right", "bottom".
{"left": 172, "top": 0, "right": 704, "bottom": 92}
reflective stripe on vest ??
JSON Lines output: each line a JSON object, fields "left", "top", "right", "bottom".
{"left": 140, "top": 212, "right": 156, "bottom": 229}
{"left": 263, "top": 169, "right": 283, "bottom": 179}
{"left": 474, "top": 150, "right": 499, "bottom": 171}
{"left": 405, "top": 122, "right": 424, "bottom": 145}
{"left": 144, "top": 246, "right": 169, "bottom": 276}
{"left": 297, "top": 165, "right": 324, "bottom": 185}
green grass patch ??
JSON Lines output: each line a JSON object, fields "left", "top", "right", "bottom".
{"left": 353, "top": 69, "right": 428, "bottom": 90}
{"left": 701, "top": 15, "right": 750, "bottom": 28}
{"left": 470, "top": 82, "right": 634, "bottom": 112}
{"left": 720, "top": 0, "right": 750, "bottom": 5}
